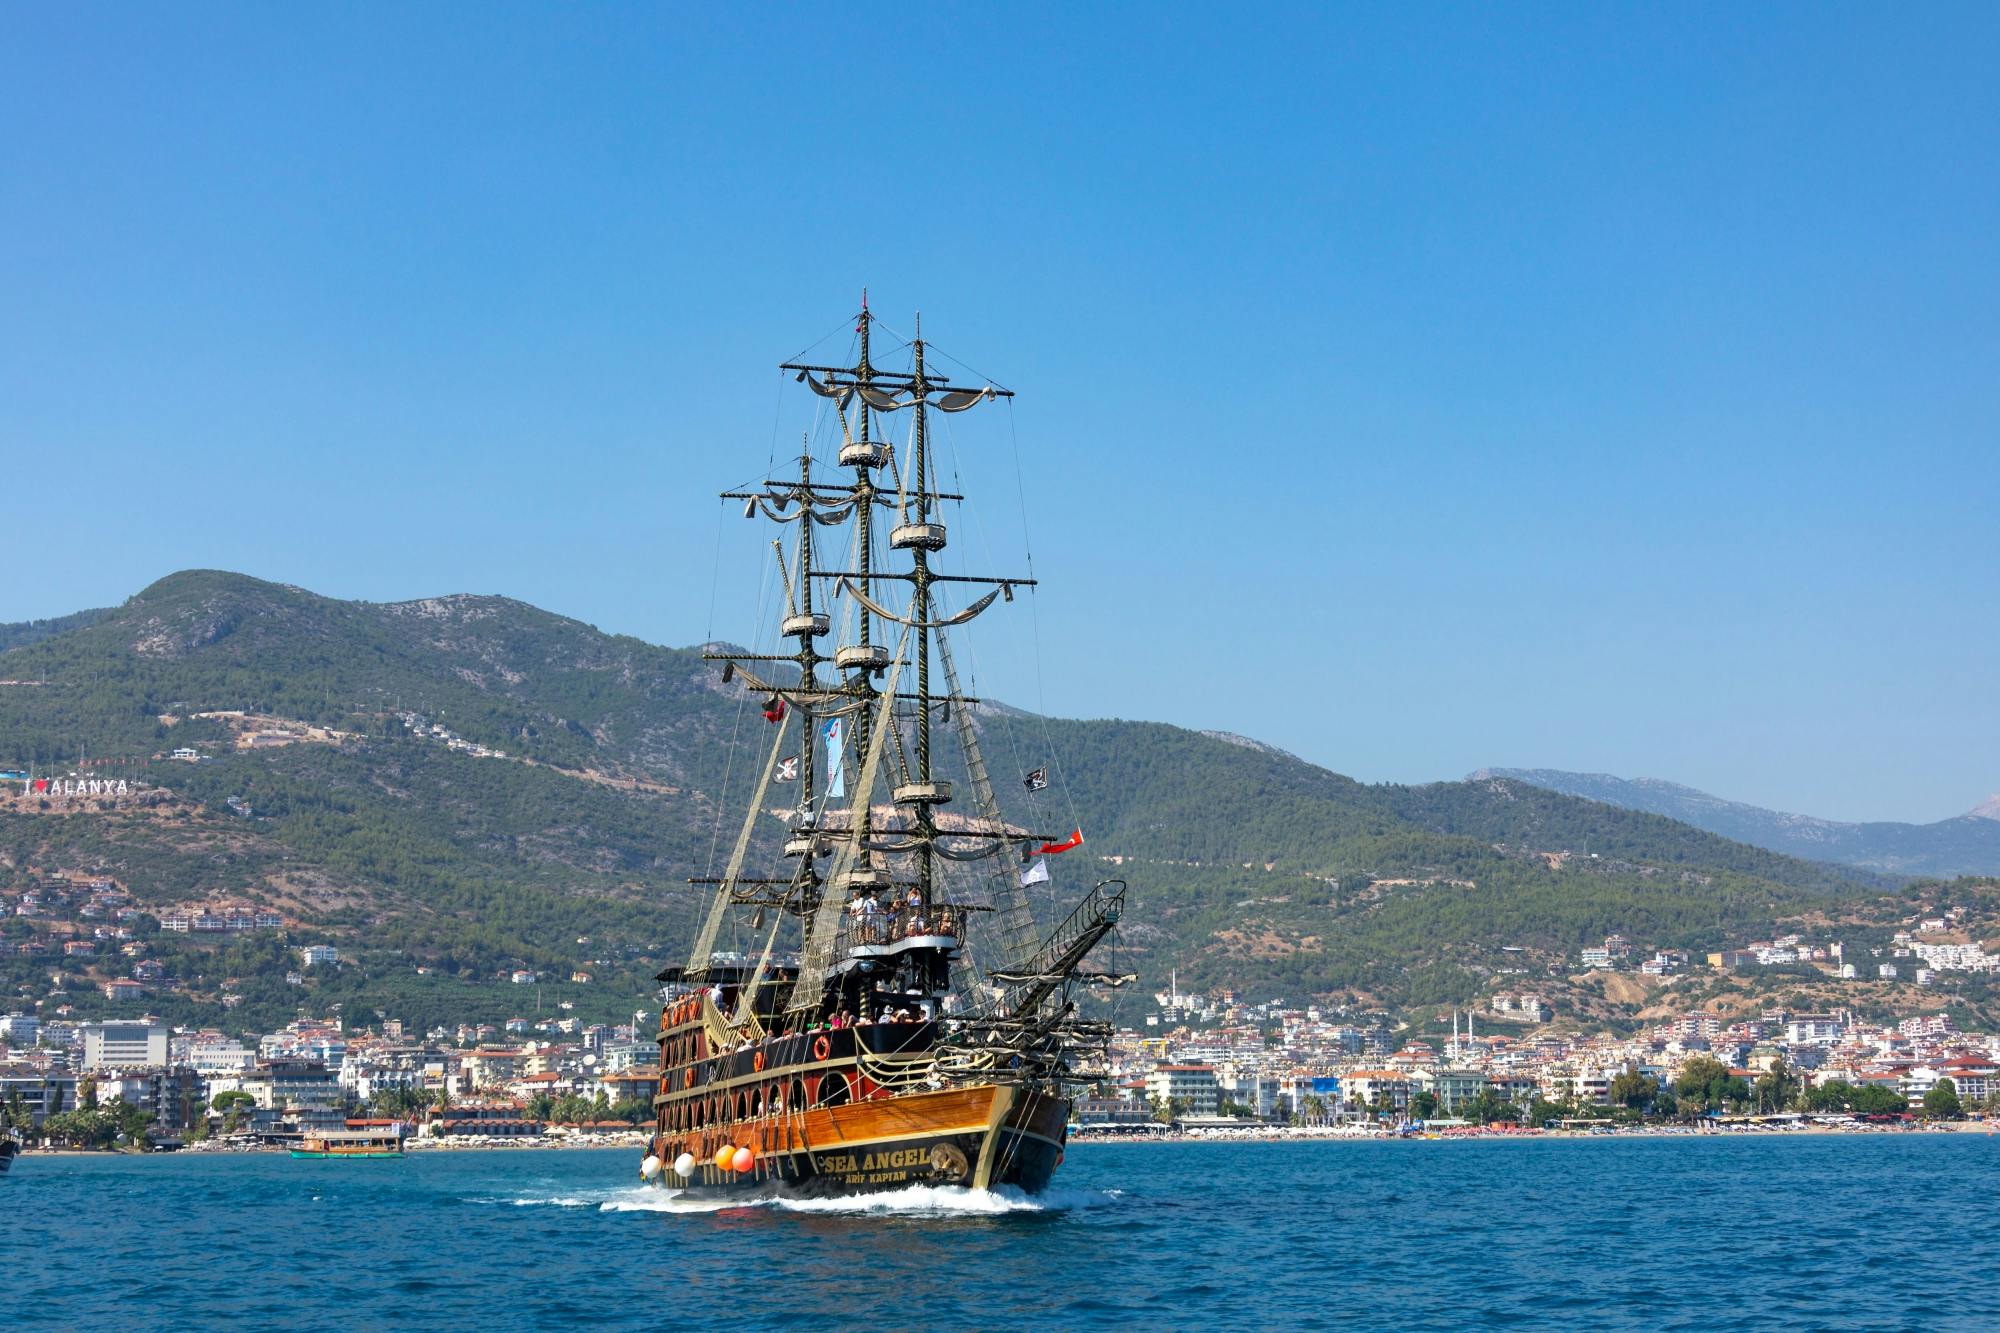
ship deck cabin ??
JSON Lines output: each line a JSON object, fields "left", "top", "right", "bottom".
{"left": 657, "top": 900, "right": 981, "bottom": 1041}
{"left": 294, "top": 1125, "right": 407, "bottom": 1157}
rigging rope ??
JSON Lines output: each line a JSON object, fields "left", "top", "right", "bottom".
{"left": 933, "top": 624, "right": 1039, "bottom": 969}
{"left": 690, "top": 705, "right": 793, "bottom": 971}
{"left": 785, "top": 622, "right": 914, "bottom": 1012}
{"left": 702, "top": 527, "right": 784, "bottom": 885}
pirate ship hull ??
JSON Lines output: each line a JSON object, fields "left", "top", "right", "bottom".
{"left": 648, "top": 1015, "right": 1069, "bottom": 1198}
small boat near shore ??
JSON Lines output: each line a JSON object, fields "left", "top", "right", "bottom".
{"left": 290, "top": 1126, "right": 407, "bottom": 1160}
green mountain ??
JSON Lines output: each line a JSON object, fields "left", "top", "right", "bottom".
{"left": 0, "top": 571, "right": 1898, "bottom": 1032}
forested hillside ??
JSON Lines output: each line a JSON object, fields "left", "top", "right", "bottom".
{"left": 0, "top": 571, "right": 1897, "bottom": 1030}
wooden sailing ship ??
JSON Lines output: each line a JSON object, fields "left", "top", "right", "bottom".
{"left": 642, "top": 305, "right": 1124, "bottom": 1199}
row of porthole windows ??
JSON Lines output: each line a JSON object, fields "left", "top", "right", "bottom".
{"left": 663, "top": 1075, "right": 852, "bottom": 1135}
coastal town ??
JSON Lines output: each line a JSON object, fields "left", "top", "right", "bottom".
{"left": 5, "top": 859, "right": 2000, "bottom": 1149}
{"left": 5, "top": 956, "right": 1996, "bottom": 1152}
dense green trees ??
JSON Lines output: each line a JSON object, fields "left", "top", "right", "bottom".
{"left": 41, "top": 1097, "right": 153, "bottom": 1149}
{"left": 366, "top": 1088, "right": 435, "bottom": 1118}
{"left": 1608, "top": 1070, "right": 1661, "bottom": 1111}
{"left": 1802, "top": 1081, "right": 1909, "bottom": 1116}
{"left": 1754, "top": 1059, "right": 1802, "bottom": 1114}
{"left": 1461, "top": 1087, "right": 1517, "bottom": 1124}
{"left": 0, "top": 567, "right": 1927, "bottom": 1028}
{"left": 1922, "top": 1078, "right": 1963, "bottom": 1119}
{"left": 1673, "top": 1056, "right": 1752, "bottom": 1113}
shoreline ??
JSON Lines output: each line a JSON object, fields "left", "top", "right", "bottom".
{"left": 23, "top": 1132, "right": 650, "bottom": 1157}
{"left": 24, "top": 1122, "right": 1990, "bottom": 1157}
{"left": 1072, "top": 1120, "right": 1995, "bottom": 1145}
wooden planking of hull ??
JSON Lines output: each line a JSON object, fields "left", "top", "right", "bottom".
{"left": 654, "top": 1080, "right": 1070, "bottom": 1200}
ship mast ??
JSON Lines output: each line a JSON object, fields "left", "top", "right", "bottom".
{"left": 790, "top": 443, "right": 821, "bottom": 908}
{"left": 848, "top": 306, "right": 878, "bottom": 877}
{"left": 700, "top": 307, "right": 1045, "bottom": 1018}
{"left": 908, "top": 322, "right": 937, "bottom": 911}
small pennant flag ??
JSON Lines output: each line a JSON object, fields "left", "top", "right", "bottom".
{"left": 1037, "top": 828, "right": 1084, "bottom": 856}
{"left": 1023, "top": 767, "right": 1048, "bottom": 793}
{"left": 774, "top": 755, "right": 799, "bottom": 782}
{"left": 1019, "top": 857, "right": 1051, "bottom": 888}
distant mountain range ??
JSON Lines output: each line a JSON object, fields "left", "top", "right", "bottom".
{"left": 1472, "top": 769, "right": 2000, "bottom": 879}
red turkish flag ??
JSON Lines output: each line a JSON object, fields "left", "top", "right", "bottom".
{"left": 1037, "top": 829, "right": 1084, "bottom": 855}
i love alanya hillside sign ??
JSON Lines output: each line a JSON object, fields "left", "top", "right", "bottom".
{"left": 19, "top": 778, "right": 132, "bottom": 797}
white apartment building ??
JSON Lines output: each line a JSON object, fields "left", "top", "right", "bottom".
{"left": 186, "top": 1038, "right": 256, "bottom": 1074}
{"left": 1144, "top": 1064, "right": 1222, "bottom": 1116}
{"left": 81, "top": 1021, "right": 169, "bottom": 1069}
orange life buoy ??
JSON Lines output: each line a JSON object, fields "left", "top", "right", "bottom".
{"left": 685, "top": 1068, "right": 696, "bottom": 1088}
{"left": 753, "top": 1049, "right": 765, "bottom": 1072}
{"left": 812, "top": 1035, "right": 831, "bottom": 1062}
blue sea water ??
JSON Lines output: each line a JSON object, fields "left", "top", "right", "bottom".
{"left": 8, "top": 1135, "right": 2000, "bottom": 1330}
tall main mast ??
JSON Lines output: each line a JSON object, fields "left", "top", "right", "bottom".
{"left": 848, "top": 307, "right": 877, "bottom": 846}
{"left": 908, "top": 326, "right": 936, "bottom": 907}
{"left": 702, "top": 307, "right": 1036, "bottom": 1012}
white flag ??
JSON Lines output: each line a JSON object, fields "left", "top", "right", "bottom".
{"left": 821, "top": 717, "right": 845, "bottom": 798}
{"left": 1019, "top": 857, "right": 1051, "bottom": 888}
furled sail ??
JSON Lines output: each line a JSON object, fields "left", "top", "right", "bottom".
{"left": 749, "top": 496, "right": 860, "bottom": 525}
{"left": 837, "top": 577, "right": 1002, "bottom": 629}
{"left": 723, "top": 662, "right": 875, "bottom": 718}
{"left": 935, "top": 387, "right": 995, "bottom": 413}
{"left": 799, "top": 371, "right": 851, "bottom": 403}
{"left": 857, "top": 385, "right": 914, "bottom": 411}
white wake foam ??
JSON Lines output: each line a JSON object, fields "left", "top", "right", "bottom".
{"left": 598, "top": 1186, "right": 752, "bottom": 1214}
{"left": 595, "top": 1182, "right": 1121, "bottom": 1216}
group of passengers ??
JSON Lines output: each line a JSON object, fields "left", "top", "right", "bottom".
{"left": 799, "top": 1006, "right": 928, "bottom": 1035}
{"left": 846, "top": 889, "right": 958, "bottom": 945}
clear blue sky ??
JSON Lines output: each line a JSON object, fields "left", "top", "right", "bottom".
{"left": 4, "top": 6, "right": 1995, "bottom": 822}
